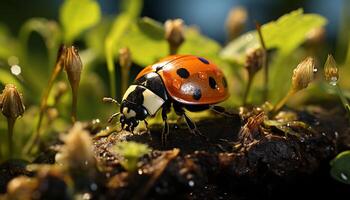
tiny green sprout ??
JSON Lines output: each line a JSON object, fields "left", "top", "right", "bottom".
{"left": 274, "top": 57, "right": 316, "bottom": 112}
{"left": 114, "top": 141, "right": 151, "bottom": 172}
{"left": 0, "top": 84, "right": 25, "bottom": 157}
{"left": 63, "top": 46, "right": 83, "bottom": 123}
{"left": 324, "top": 54, "right": 350, "bottom": 117}
{"left": 255, "top": 22, "right": 268, "bottom": 101}
{"left": 330, "top": 150, "right": 350, "bottom": 184}
{"left": 165, "top": 19, "right": 185, "bottom": 55}
{"left": 243, "top": 47, "right": 264, "bottom": 105}
{"left": 119, "top": 47, "right": 132, "bottom": 95}
{"left": 225, "top": 6, "right": 247, "bottom": 41}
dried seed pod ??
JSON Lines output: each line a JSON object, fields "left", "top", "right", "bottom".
{"left": 243, "top": 47, "right": 264, "bottom": 105}
{"left": 0, "top": 84, "right": 25, "bottom": 156}
{"left": 0, "top": 84, "right": 25, "bottom": 119}
{"left": 291, "top": 57, "right": 316, "bottom": 92}
{"left": 225, "top": 6, "right": 247, "bottom": 41}
{"left": 306, "top": 27, "right": 326, "bottom": 46}
{"left": 274, "top": 57, "right": 316, "bottom": 113}
{"left": 165, "top": 19, "right": 185, "bottom": 55}
{"left": 63, "top": 46, "right": 83, "bottom": 122}
{"left": 324, "top": 54, "right": 339, "bottom": 86}
{"left": 245, "top": 47, "right": 264, "bottom": 76}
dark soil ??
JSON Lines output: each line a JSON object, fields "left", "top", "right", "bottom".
{"left": 92, "top": 105, "right": 350, "bottom": 200}
{"left": 1, "top": 105, "right": 349, "bottom": 199}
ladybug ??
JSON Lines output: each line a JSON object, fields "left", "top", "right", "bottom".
{"left": 106, "top": 55, "right": 229, "bottom": 143}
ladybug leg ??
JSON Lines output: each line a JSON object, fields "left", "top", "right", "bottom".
{"left": 107, "top": 112, "right": 120, "bottom": 123}
{"left": 144, "top": 120, "right": 152, "bottom": 140}
{"left": 161, "top": 107, "right": 169, "bottom": 146}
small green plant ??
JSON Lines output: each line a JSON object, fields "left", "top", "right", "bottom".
{"left": 113, "top": 141, "right": 151, "bottom": 172}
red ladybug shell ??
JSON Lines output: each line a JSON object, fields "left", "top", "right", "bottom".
{"left": 136, "top": 55, "right": 229, "bottom": 105}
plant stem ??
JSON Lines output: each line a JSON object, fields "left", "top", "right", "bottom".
{"left": 243, "top": 74, "right": 254, "bottom": 105}
{"left": 7, "top": 117, "right": 16, "bottom": 157}
{"left": 169, "top": 45, "right": 178, "bottom": 55}
{"left": 273, "top": 89, "right": 296, "bottom": 113}
{"left": 106, "top": 50, "right": 116, "bottom": 98}
{"left": 71, "top": 87, "right": 78, "bottom": 123}
{"left": 256, "top": 22, "right": 268, "bottom": 101}
{"left": 121, "top": 67, "right": 130, "bottom": 95}
{"left": 24, "top": 59, "right": 63, "bottom": 154}
{"left": 335, "top": 84, "right": 350, "bottom": 117}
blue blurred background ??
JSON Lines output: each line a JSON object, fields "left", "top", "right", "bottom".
{"left": 0, "top": 0, "right": 344, "bottom": 45}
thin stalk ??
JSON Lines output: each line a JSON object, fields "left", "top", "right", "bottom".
{"left": 24, "top": 59, "right": 63, "bottom": 154}
{"left": 273, "top": 89, "right": 296, "bottom": 113}
{"left": 335, "top": 84, "right": 350, "bottom": 117}
{"left": 106, "top": 50, "right": 116, "bottom": 98}
{"left": 256, "top": 22, "right": 268, "bottom": 101}
{"left": 71, "top": 87, "right": 78, "bottom": 122}
{"left": 7, "top": 117, "right": 16, "bottom": 157}
{"left": 121, "top": 67, "right": 130, "bottom": 95}
{"left": 169, "top": 46, "right": 178, "bottom": 55}
{"left": 243, "top": 74, "right": 254, "bottom": 105}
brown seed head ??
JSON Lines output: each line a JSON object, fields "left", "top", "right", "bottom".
{"left": 306, "top": 27, "right": 326, "bottom": 46}
{"left": 119, "top": 47, "right": 132, "bottom": 69}
{"left": 245, "top": 47, "right": 264, "bottom": 76}
{"left": 225, "top": 6, "right": 247, "bottom": 40}
{"left": 63, "top": 46, "right": 82, "bottom": 86}
{"left": 165, "top": 19, "right": 185, "bottom": 49}
{"left": 0, "top": 84, "right": 25, "bottom": 119}
{"left": 292, "top": 57, "right": 316, "bottom": 91}
{"left": 324, "top": 54, "right": 339, "bottom": 85}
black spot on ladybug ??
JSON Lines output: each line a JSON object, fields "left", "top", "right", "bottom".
{"left": 192, "top": 88, "right": 202, "bottom": 100}
{"left": 222, "top": 77, "right": 228, "bottom": 88}
{"left": 177, "top": 68, "right": 190, "bottom": 78}
{"left": 198, "top": 57, "right": 209, "bottom": 64}
{"left": 209, "top": 77, "right": 217, "bottom": 89}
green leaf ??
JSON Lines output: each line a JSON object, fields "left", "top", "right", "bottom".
{"left": 119, "top": 17, "right": 167, "bottom": 66}
{"left": 119, "top": 17, "right": 222, "bottom": 67}
{"left": 0, "top": 24, "right": 20, "bottom": 59}
{"left": 0, "top": 69, "right": 23, "bottom": 92}
{"left": 330, "top": 150, "right": 350, "bottom": 184}
{"left": 59, "top": 0, "right": 101, "bottom": 43}
{"left": 220, "top": 9, "right": 327, "bottom": 63}
{"left": 179, "top": 27, "right": 222, "bottom": 59}
{"left": 104, "top": 0, "right": 143, "bottom": 98}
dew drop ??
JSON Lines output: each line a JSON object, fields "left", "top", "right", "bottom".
{"left": 188, "top": 180, "right": 195, "bottom": 187}
{"left": 329, "top": 76, "right": 338, "bottom": 86}
{"left": 340, "top": 173, "right": 348, "bottom": 181}
{"left": 10, "top": 65, "right": 21, "bottom": 75}
{"left": 313, "top": 68, "right": 318, "bottom": 73}
{"left": 90, "top": 183, "right": 98, "bottom": 191}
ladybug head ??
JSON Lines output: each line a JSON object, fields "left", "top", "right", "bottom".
{"left": 119, "top": 100, "right": 148, "bottom": 132}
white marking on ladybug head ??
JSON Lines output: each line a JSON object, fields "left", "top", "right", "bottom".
{"left": 122, "top": 107, "right": 136, "bottom": 118}
{"left": 140, "top": 86, "right": 165, "bottom": 116}
{"left": 122, "top": 85, "right": 137, "bottom": 101}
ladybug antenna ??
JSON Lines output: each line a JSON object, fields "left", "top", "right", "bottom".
{"left": 103, "top": 97, "right": 120, "bottom": 106}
